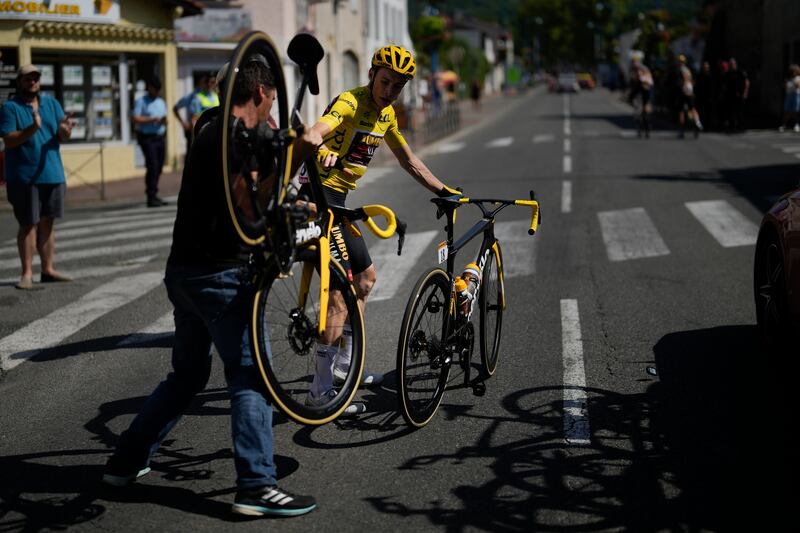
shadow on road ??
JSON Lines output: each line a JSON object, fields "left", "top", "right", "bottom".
{"left": 0, "top": 388, "right": 300, "bottom": 530}
{"left": 634, "top": 163, "right": 800, "bottom": 215}
{"left": 365, "top": 324, "right": 793, "bottom": 532}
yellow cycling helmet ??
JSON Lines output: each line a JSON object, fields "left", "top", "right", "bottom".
{"left": 371, "top": 45, "right": 416, "bottom": 79}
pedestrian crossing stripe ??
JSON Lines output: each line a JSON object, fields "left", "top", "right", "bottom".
{"left": 0, "top": 271, "right": 164, "bottom": 372}
{"left": 486, "top": 137, "right": 514, "bottom": 148}
{"left": 598, "top": 208, "right": 670, "bottom": 261}
{"left": 685, "top": 200, "right": 758, "bottom": 247}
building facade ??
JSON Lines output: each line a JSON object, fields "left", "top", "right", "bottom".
{"left": 0, "top": 0, "right": 200, "bottom": 188}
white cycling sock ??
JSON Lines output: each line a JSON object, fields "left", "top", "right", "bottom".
{"left": 310, "top": 344, "right": 337, "bottom": 398}
{"left": 333, "top": 324, "right": 353, "bottom": 372}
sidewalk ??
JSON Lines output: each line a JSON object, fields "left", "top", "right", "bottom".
{"left": 0, "top": 89, "right": 525, "bottom": 210}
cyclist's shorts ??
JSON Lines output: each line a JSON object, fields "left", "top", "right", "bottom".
{"left": 681, "top": 93, "right": 696, "bottom": 111}
{"left": 324, "top": 187, "right": 372, "bottom": 276}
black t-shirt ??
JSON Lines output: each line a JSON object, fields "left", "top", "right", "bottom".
{"left": 167, "top": 115, "right": 251, "bottom": 268}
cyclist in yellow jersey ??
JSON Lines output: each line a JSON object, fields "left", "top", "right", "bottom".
{"left": 300, "top": 45, "right": 462, "bottom": 412}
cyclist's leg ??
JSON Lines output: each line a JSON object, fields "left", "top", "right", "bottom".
{"left": 334, "top": 222, "right": 383, "bottom": 386}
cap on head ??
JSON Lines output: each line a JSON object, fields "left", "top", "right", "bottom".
{"left": 17, "top": 64, "right": 40, "bottom": 78}
{"left": 371, "top": 45, "right": 416, "bottom": 79}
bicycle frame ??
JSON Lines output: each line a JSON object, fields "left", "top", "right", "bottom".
{"left": 433, "top": 194, "right": 539, "bottom": 335}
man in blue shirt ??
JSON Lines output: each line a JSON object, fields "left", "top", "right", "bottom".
{"left": 0, "top": 64, "right": 74, "bottom": 290}
{"left": 132, "top": 77, "right": 168, "bottom": 207}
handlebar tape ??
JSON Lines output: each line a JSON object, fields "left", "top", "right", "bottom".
{"left": 360, "top": 204, "right": 397, "bottom": 239}
{"left": 514, "top": 200, "right": 540, "bottom": 235}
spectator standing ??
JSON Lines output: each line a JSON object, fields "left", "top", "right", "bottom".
{"left": 133, "top": 77, "right": 168, "bottom": 207}
{"left": 779, "top": 64, "right": 800, "bottom": 132}
{"left": 172, "top": 72, "right": 218, "bottom": 156}
{"left": 0, "top": 64, "right": 74, "bottom": 290}
{"left": 470, "top": 79, "right": 482, "bottom": 110}
{"left": 727, "top": 58, "right": 750, "bottom": 132}
{"left": 695, "top": 61, "right": 714, "bottom": 131}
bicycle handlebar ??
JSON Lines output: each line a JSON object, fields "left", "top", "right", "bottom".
{"left": 432, "top": 190, "right": 541, "bottom": 236}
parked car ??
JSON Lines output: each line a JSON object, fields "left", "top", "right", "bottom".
{"left": 754, "top": 185, "right": 800, "bottom": 346}
{"left": 556, "top": 73, "right": 580, "bottom": 93}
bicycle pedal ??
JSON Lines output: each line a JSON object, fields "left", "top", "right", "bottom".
{"left": 471, "top": 381, "right": 486, "bottom": 397}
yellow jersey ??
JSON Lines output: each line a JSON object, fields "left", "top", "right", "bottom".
{"left": 316, "top": 86, "right": 407, "bottom": 192}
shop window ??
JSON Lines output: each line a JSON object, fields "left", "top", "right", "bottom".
{"left": 33, "top": 53, "right": 120, "bottom": 143}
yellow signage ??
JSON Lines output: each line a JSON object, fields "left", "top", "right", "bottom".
{"left": 0, "top": 0, "right": 119, "bottom": 23}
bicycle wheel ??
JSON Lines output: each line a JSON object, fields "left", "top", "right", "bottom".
{"left": 252, "top": 253, "right": 365, "bottom": 425}
{"left": 397, "top": 268, "right": 452, "bottom": 428}
{"left": 221, "top": 31, "right": 289, "bottom": 247}
{"left": 480, "top": 243, "right": 504, "bottom": 377}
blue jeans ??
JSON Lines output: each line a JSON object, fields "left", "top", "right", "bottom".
{"left": 110, "top": 264, "right": 276, "bottom": 489}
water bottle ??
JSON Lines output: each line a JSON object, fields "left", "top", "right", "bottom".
{"left": 461, "top": 262, "right": 481, "bottom": 304}
{"left": 454, "top": 276, "right": 469, "bottom": 316}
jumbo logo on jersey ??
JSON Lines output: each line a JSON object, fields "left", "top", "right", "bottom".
{"left": 345, "top": 130, "right": 383, "bottom": 168}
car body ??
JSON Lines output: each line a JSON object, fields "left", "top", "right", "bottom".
{"left": 556, "top": 73, "right": 580, "bottom": 93}
{"left": 754, "top": 185, "right": 800, "bottom": 345}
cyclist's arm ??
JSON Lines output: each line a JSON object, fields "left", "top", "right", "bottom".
{"left": 389, "top": 142, "right": 448, "bottom": 195}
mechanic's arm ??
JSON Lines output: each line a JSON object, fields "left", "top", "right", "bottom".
{"left": 390, "top": 142, "right": 458, "bottom": 195}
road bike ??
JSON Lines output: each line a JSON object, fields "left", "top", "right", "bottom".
{"left": 219, "top": 31, "right": 403, "bottom": 425}
{"left": 396, "top": 192, "right": 540, "bottom": 428}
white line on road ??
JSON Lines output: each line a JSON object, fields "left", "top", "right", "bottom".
{"left": 564, "top": 119, "right": 571, "bottom": 136}
{"left": 486, "top": 137, "right": 514, "bottom": 148}
{"left": 563, "top": 155, "right": 572, "bottom": 173}
{"left": 0, "top": 225, "right": 174, "bottom": 258}
{"left": 561, "top": 299, "right": 590, "bottom": 445}
{"left": 0, "top": 271, "right": 164, "bottom": 372}
{"left": 435, "top": 142, "right": 466, "bottom": 154}
{"left": 685, "top": 200, "right": 759, "bottom": 247}
{"left": 532, "top": 133, "right": 555, "bottom": 144}
{"left": 369, "top": 230, "right": 438, "bottom": 302}
{"left": 116, "top": 311, "right": 174, "bottom": 347}
{"left": 561, "top": 181, "right": 572, "bottom": 213}
{"left": 564, "top": 138, "right": 571, "bottom": 153}
{"left": 0, "top": 239, "right": 173, "bottom": 271}
{"left": 598, "top": 208, "right": 670, "bottom": 261}
{"left": 0, "top": 255, "right": 156, "bottom": 285}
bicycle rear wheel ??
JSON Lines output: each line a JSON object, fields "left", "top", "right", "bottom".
{"left": 220, "top": 31, "right": 289, "bottom": 247}
{"left": 397, "top": 268, "right": 452, "bottom": 428}
{"left": 252, "top": 253, "right": 364, "bottom": 425}
{"left": 480, "top": 243, "right": 504, "bottom": 377}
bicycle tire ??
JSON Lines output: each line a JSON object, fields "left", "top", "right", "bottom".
{"left": 220, "top": 31, "right": 289, "bottom": 247}
{"left": 252, "top": 254, "right": 365, "bottom": 425}
{"left": 480, "top": 243, "right": 504, "bottom": 377}
{"left": 397, "top": 267, "right": 452, "bottom": 428}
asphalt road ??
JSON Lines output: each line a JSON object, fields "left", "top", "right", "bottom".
{"left": 1, "top": 87, "right": 797, "bottom": 532}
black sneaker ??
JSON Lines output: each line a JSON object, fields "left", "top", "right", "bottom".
{"left": 102, "top": 466, "right": 151, "bottom": 487}
{"left": 232, "top": 486, "right": 316, "bottom": 517}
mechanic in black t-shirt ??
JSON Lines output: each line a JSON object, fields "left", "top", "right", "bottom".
{"left": 103, "top": 55, "right": 324, "bottom": 518}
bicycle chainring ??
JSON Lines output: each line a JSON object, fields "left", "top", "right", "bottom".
{"left": 286, "top": 307, "right": 315, "bottom": 355}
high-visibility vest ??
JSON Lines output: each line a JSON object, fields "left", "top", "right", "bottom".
{"left": 193, "top": 91, "right": 219, "bottom": 122}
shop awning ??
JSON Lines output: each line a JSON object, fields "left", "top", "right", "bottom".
{"left": 23, "top": 21, "right": 175, "bottom": 41}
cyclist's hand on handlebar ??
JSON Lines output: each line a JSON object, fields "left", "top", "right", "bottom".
{"left": 435, "top": 184, "right": 463, "bottom": 198}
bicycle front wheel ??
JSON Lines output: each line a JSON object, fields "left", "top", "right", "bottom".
{"left": 397, "top": 268, "right": 452, "bottom": 428}
{"left": 480, "top": 243, "right": 504, "bottom": 377}
{"left": 252, "top": 254, "right": 364, "bottom": 425}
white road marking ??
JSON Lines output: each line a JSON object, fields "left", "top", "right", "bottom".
{"left": 493, "top": 220, "right": 537, "bottom": 277}
{"left": 486, "top": 137, "right": 514, "bottom": 148}
{"left": 0, "top": 272, "right": 164, "bottom": 372}
{"left": 563, "top": 138, "right": 571, "bottom": 153}
{"left": 564, "top": 119, "right": 571, "bottom": 136}
{"left": 563, "top": 155, "right": 572, "bottom": 173}
{"left": 3, "top": 212, "right": 176, "bottom": 245}
{"left": 561, "top": 181, "right": 572, "bottom": 213}
{"left": 685, "top": 200, "right": 758, "bottom": 247}
{"left": 435, "top": 142, "right": 466, "bottom": 154}
{"left": 0, "top": 255, "right": 156, "bottom": 285}
{"left": 0, "top": 238, "right": 173, "bottom": 271}
{"left": 532, "top": 134, "right": 555, "bottom": 144}
{"left": 598, "top": 208, "right": 670, "bottom": 261}
{"left": 620, "top": 130, "right": 637, "bottom": 138}
{"left": 0, "top": 226, "right": 174, "bottom": 258}
{"left": 773, "top": 144, "right": 800, "bottom": 153}
{"left": 56, "top": 208, "right": 176, "bottom": 229}
{"left": 369, "top": 230, "right": 438, "bottom": 302}
{"left": 561, "top": 299, "right": 590, "bottom": 445}
{"left": 116, "top": 311, "right": 175, "bottom": 347}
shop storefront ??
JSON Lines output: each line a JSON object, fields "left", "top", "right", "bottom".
{"left": 0, "top": 0, "right": 200, "bottom": 189}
